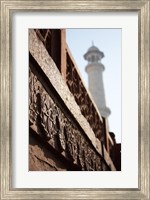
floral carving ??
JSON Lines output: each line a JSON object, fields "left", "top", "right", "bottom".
{"left": 66, "top": 53, "right": 105, "bottom": 143}
{"left": 29, "top": 68, "right": 108, "bottom": 171}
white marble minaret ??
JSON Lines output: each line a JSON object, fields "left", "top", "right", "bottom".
{"left": 84, "top": 43, "right": 111, "bottom": 118}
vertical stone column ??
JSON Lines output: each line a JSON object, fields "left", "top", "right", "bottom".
{"left": 84, "top": 44, "right": 110, "bottom": 118}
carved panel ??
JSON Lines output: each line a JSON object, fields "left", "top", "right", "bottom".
{"left": 35, "top": 29, "right": 52, "bottom": 47}
{"left": 35, "top": 29, "right": 61, "bottom": 72}
{"left": 66, "top": 52, "right": 105, "bottom": 142}
{"left": 29, "top": 68, "right": 109, "bottom": 171}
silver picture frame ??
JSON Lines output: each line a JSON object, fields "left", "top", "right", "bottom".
{"left": 0, "top": 0, "right": 149, "bottom": 199}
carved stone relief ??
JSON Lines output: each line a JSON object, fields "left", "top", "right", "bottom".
{"left": 29, "top": 68, "right": 109, "bottom": 171}
{"left": 66, "top": 53, "right": 104, "bottom": 143}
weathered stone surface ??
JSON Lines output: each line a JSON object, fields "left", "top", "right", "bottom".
{"left": 29, "top": 68, "right": 105, "bottom": 171}
{"left": 29, "top": 29, "right": 116, "bottom": 171}
{"left": 66, "top": 51, "right": 104, "bottom": 142}
{"left": 29, "top": 133, "right": 68, "bottom": 171}
{"left": 29, "top": 29, "right": 99, "bottom": 152}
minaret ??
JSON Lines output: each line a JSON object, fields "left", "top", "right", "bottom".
{"left": 84, "top": 43, "right": 110, "bottom": 118}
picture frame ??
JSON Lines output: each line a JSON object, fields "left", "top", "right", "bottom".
{"left": 0, "top": 0, "right": 149, "bottom": 199}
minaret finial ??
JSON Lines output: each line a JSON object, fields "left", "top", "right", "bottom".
{"left": 92, "top": 41, "right": 94, "bottom": 46}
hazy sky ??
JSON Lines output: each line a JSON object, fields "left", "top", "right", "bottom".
{"left": 66, "top": 29, "right": 121, "bottom": 143}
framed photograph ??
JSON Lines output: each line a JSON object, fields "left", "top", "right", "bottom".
{"left": 0, "top": 0, "right": 149, "bottom": 199}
